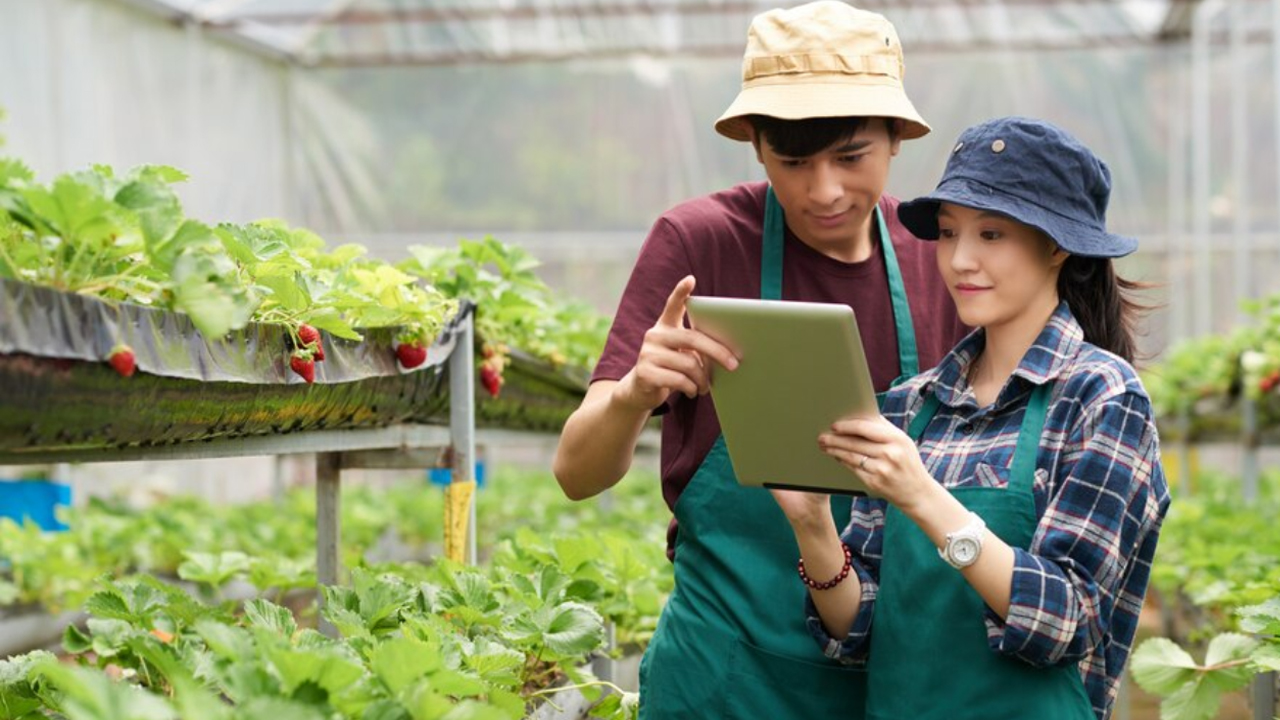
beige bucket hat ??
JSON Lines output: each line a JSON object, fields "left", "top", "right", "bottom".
{"left": 715, "top": 1, "right": 931, "bottom": 142}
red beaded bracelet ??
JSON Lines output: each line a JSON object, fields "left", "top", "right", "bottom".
{"left": 797, "top": 544, "right": 853, "bottom": 590}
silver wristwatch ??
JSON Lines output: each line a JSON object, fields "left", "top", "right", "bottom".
{"left": 938, "top": 512, "right": 986, "bottom": 569}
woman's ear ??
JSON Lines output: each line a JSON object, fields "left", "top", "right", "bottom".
{"left": 1049, "top": 244, "right": 1070, "bottom": 269}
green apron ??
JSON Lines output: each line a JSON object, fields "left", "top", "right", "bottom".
{"left": 865, "top": 382, "right": 1095, "bottom": 720}
{"left": 638, "top": 188, "right": 919, "bottom": 719}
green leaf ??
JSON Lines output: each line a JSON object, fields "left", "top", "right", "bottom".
{"left": 85, "top": 618, "right": 137, "bottom": 658}
{"left": 33, "top": 660, "right": 176, "bottom": 720}
{"left": 264, "top": 645, "right": 365, "bottom": 700}
{"left": 178, "top": 551, "right": 251, "bottom": 588}
{"left": 1238, "top": 598, "right": 1280, "bottom": 635}
{"left": 508, "top": 601, "right": 604, "bottom": 658}
{"left": 1202, "top": 633, "right": 1260, "bottom": 692}
{"left": 0, "top": 157, "right": 34, "bottom": 187}
{"left": 115, "top": 178, "right": 183, "bottom": 254}
{"left": 427, "top": 670, "right": 485, "bottom": 698}
{"left": 243, "top": 599, "right": 298, "bottom": 640}
{"left": 255, "top": 272, "right": 310, "bottom": 312}
{"left": 1131, "top": 638, "right": 1199, "bottom": 696}
{"left": 22, "top": 176, "right": 118, "bottom": 244}
{"left": 232, "top": 697, "right": 329, "bottom": 720}
{"left": 301, "top": 306, "right": 360, "bottom": 341}
{"left": 461, "top": 639, "right": 523, "bottom": 687}
{"left": 194, "top": 619, "right": 254, "bottom": 661}
{"left": 63, "top": 624, "right": 93, "bottom": 654}
{"left": 369, "top": 636, "right": 440, "bottom": 695}
{"left": 1252, "top": 643, "right": 1280, "bottom": 672}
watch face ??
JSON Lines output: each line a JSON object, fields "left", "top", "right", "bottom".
{"left": 952, "top": 538, "right": 980, "bottom": 565}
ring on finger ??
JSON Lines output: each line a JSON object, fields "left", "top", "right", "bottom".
{"left": 858, "top": 454, "right": 870, "bottom": 472}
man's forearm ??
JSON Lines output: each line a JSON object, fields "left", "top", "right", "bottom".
{"left": 553, "top": 380, "right": 655, "bottom": 500}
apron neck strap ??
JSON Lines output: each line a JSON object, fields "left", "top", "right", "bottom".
{"left": 762, "top": 186, "right": 785, "bottom": 300}
{"left": 878, "top": 211, "right": 919, "bottom": 379}
{"left": 1008, "top": 383, "right": 1053, "bottom": 493}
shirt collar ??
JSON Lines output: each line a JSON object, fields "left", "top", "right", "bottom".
{"left": 926, "top": 301, "right": 1084, "bottom": 409}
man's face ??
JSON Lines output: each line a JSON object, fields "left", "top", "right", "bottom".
{"left": 752, "top": 120, "right": 901, "bottom": 251}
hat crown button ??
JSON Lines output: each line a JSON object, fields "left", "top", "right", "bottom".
{"left": 953, "top": 142, "right": 964, "bottom": 153}
{"left": 992, "top": 139, "right": 1007, "bottom": 153}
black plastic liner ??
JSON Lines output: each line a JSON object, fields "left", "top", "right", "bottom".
{"left": 0, "top": 278, "right": 468, "bottom": 453}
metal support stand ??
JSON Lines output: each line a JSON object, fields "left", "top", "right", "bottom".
{"left": 449, "top": 308, "right": 478, "bottom": 564}
{"left": 1253, "top": 672, "right": 1277, "bottom": 720}
{"left": 1, "top": 312, "right": 479, "bottom": 641}
{"left": 1243, "top": 397, "right": 1260, "bottom": 503}
{"left": 315, "top": 452, "right": 341, "bottom": 637}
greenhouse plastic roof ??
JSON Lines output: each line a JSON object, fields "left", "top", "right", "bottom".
{"left": 119, "top": 0, "right": 1197, "bottom": 68}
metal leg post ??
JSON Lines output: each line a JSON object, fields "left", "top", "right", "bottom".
{"left": 450, "top": 309, "right": 478, "bottom": 564}
{"left": 316, "top": 452, "right": 341, "bottom": 637}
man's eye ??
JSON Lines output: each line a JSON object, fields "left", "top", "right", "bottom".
{"left": 938, "top": 228, "right": 957, "bottom": 239}
{"left": 839, "top": 155, "right": 865, "bottom": 164}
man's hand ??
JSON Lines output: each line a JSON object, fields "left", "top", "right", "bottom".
{"left": 613, "top": 275, "right": 740, "bottom": 412}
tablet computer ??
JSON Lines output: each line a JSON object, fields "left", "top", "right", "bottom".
{"left": 686, "top": 296, "right": 879, "bottom": 496}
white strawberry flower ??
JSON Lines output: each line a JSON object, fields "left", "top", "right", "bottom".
{"left": 1241, "top": 350, "right": 1268, "bottom": 374}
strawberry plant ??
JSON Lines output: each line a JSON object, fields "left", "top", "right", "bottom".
{"left": 401, "top": 236, "right": 610, "bottom": 377}
{"left": 0, "top": 159, "right": 458, "bottom": 356}
{"left": 1131, "top": 468, "right": 1280, "bottom": 720}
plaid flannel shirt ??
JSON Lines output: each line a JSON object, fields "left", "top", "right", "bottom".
{"left": 806, "top": 301, "right": 1170, "bottom": 720}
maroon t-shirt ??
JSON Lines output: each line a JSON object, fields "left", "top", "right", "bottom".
{"left": 592, "top": 181, "right": 969, "bottom": 559}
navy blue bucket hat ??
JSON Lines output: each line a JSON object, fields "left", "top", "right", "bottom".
{"left": 897, "top": 116, "right": 1137, "bottom": 258}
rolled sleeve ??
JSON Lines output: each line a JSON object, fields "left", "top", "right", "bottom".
{"left": 983, "top": 392, "right": 1163, "bottom": 668}
{"left": 803, "top": 497, "right": 886, "bottom": 663}
{"left": 805, "top": 556, "right": 877, "bottom": 663}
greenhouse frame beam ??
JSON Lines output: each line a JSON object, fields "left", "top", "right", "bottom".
{"left": 221, "top": 0, "right": 1194, "bottom": 27}
{"left": 110, "top": 0, "right": 298, "bottom": 63}
{"left": 303, "top": 30, "right": 1276, "bottom": 68}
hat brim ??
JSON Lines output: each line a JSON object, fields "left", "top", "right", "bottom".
{"left": 897, "top": 177, "right": 1138, "bottom": 259}
{"left": 715, "top": 80, "right": 930, "bottom": 142}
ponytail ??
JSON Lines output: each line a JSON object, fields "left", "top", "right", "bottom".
{"left": 1057, "top": 256, "right": 1152, "bottom": 364}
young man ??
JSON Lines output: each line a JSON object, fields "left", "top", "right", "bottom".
{"left": 554, "top": 2, "right": 967, "bottom": 717}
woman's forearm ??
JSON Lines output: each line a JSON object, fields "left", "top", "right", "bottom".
{"left": 791, "top": 516, "right": 864, "bottom": 640}
{"left": 900, "top": 483, "right": 1016, "bottom": 618}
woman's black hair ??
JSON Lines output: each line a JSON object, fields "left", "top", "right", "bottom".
{"left": 1057, "top": 255, "right": 1153, "bottom": 364}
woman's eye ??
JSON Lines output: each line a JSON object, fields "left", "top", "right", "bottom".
{"left": 980, "top": 230, "right": 1002, "bottom": 241}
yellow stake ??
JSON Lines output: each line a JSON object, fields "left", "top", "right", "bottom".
{"left": 445, "top": 479, "right": 476, "bottom": 563}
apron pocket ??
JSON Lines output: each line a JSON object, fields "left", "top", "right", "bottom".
{"left": 723, "top": 635, "right": 867, "bottom": 719}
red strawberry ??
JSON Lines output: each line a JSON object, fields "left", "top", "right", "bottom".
{"left": 298, "top": 324, "right": 324, "bottom": 362}
{"left": 289, "top": 351, "right": 315, "bottom": 384}
{"left": 1261, "top": 370, "right": 1280, "bottom": 394}
{"left": 480, "top": 364, "right": 503, "bottom": 398}
{"left": 396, "top": 342, "right": 427, "bottom": 369}
{"left": 108, "top": 344, "right": 136, "bottom": 378}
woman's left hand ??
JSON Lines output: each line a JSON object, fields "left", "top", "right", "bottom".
{"left": 819, "top": 416, "right": 938, "bottom": 512}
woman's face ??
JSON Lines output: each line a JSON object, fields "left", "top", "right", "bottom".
{"left": 934, "top": 202, "right": 1068, "bottom": 330}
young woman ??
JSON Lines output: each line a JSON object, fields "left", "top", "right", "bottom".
{"left": 772, "top": 116, "right": 1170, "bottom": 720}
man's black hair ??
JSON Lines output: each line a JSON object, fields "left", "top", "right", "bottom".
{"left": 746, "top": 116, "right": 899, "bottom": 158}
